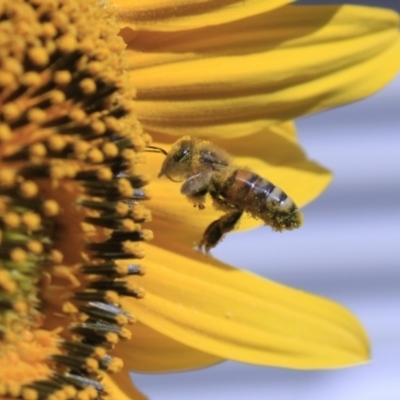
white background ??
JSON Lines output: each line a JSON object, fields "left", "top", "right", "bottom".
{"left": 131, "top": 3, "right": 400, "bottom": 398}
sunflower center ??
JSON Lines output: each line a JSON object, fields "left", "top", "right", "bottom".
{"left": 0, "top": 0, "right": 151, "bottom": 398}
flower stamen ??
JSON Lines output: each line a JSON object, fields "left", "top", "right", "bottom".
{"left": 0, "top": 0, "right": 151, "bottom": 397}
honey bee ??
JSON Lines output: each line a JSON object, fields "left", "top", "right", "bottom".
{"left": 158, "top": 136, "right": 303, "bottom": 252}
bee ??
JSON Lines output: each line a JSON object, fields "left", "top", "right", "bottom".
{"left": 158, "top": 136, "right": 302, "bottom": 252}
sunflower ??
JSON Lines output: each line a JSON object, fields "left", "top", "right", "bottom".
{"left": 0, "top": 0, "right": 399, "bottom": 399}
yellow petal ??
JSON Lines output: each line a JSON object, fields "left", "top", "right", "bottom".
{"left": 122, "top": 4, "right": 400, "bottom": 138}
{"left": 121, "top": 242, "right": 370, "bottom": 369}
{"left": 144, "top": 122, "right": 331, "bottom": 245}
{"left": 113, "top": 0, "right": 291, "bottom": 31}
{"left": 103, "top": 371, "right": 147, "bottom": 400}
{"left": 115, "top": 322, "right": 222, "bottom": 372}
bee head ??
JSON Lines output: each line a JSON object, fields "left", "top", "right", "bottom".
{"left": 158, "top": 136, "right": 194, "bottom": 182}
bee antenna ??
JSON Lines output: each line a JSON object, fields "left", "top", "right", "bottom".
{"left": 146, "top": 145, "right": 168, "bottom": 156}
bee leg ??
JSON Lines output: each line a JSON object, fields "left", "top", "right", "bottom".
{"left": 187, "top": 192, "right": 207, "bottom": 210}
{"left": 181, "top": 171, "right": 213, "bottom": 210}
{"left": 199, "top": 209, "right": 243, "bottom": 252}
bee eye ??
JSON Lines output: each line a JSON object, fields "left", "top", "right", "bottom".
{"left": 173, "top": 149, "right": 187, "bottom": 162}
{"left": 173, "top": 141, "right": 191, "bottom": 163}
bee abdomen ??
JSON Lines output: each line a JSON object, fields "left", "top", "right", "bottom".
{"left": 221, "top": 169, "right": 302, "bottom": 231}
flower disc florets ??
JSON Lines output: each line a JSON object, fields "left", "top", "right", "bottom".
{"left": 0, "top": 0, "right": 151, "bottom": 398}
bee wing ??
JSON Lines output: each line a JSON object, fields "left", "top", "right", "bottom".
{"left": 181, "top": 171, "right": 213, "bottom": 196}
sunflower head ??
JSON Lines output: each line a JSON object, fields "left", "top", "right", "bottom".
{"left": 0, "top": 0, "right": 151, "bottom": 398}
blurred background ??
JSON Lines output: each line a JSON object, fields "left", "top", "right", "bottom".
{"left": 131, "top": 1, "right": 400, "bottom": 399}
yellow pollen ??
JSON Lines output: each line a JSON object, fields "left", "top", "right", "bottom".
{"left": 141, "top": 209, "right": 152, "bottom": 222}
{"left": 131, "top": 135, "right": 147, "bottom": 152}
{"left": 62, "top": 301, "right": 78, "bottom": 314}
{"left": 83, "top": 385, "right": 98, "bottom": 400}
{"left": 104, "top": 291, "right": 119, "bottom": 304}
{"left": 54, "top": 70, "right": 72, "bottom": 86}
{"left": 79, "top": 37, "right": 96, "bottom": 54}
{"left": 28, "top": 47, "right": 49, "bottom": 67}
{"left": 105, "top": 332, "right": 119, "bottom": 345}
{"left": 97, "top": 167, "right": 113, "bottom": 181}
{"left": 102, "top": 142, "right": 119, "bottom": 159}
{"left": 115, "top": 314, "right": 129, "bottom": 326}
{"left": 90, "top": 120, "right": 106, "bottom": 135}
{"left": 0, "top": 270, "right": 17, "bottom": 293}
{"left": 49, "top": 90, "right": 66, "bottom": 104}
{"left": 106, "top": 357, "right": 123, "bottom": 373}
{"left": 22, "top": 212, "right": 41, "bottom": 231}
{"left": 21, "top": 72, "right": 41, "bottom": 88}
{"left": 56, "top": 34, "right": 77, "bottom": 53}
{"left": 0, "top": 169, "right": 16, "bottom": 186}
{"left": 0, "top": 0, "right": 151, "bottom": 395}
{"left": 115, "top": 202, "right": 129, "bottom": 216}
{"left": 0, "top": 123, "right": 12, "bottom": 141}
{"left": 79, "top": 78, "right": 97, "bottom": 95}
{"left": 117, "top": 178, "right": 132, "bottom": 196}
{"left": 19, "top": 181, "right": 38, "bottom": 198}
{"left": 47, "top": 135, "right": 66, "bottom": 152}
{"left": 21, "top": 387, "right": 38, "bottom": 400}
{"left": 121, "top": 148, "right": 136, "bottom": 161}
{"left": 50, "top": 164, "right": 68, "bottom": 180}
{"left": 85, "top": 358, "right": 99, "bottom": 374}
{"left": 93, "top": 346, "right": 107, "bottom": 359}
{"left": 121, "top": 219, "right": 138, "bottom": 232}
{"left": 104, "top": 117, "right": 120, "bottom": 131}
{"left": 2, "top": 102, "right": 21, "bottom": 121}
{"left": 73, "top": 141, "right": 91, "bottom": 159}
{"left": 87, "top": 61, "right": 103, "bottom": 75}
{"left": 27, "top": 108, "right": 47, "bottom": 124}
{"left": 64, "top": 385, "right": 78, "bottom": 398}
{"left": 3, "top": 57, "right": 22, "bottom": 76}
{"left": 70, "top": 109, "right": 86, "bottom": 123}
{"left": 0, "top": 71, "right": 15, "bottom": 89}
{"left": 4, "top": 212, "right": 21, "bottom": 228}
{"left": 87, "top": 148, "right": 104, "bottom": 164}
{"left": 13, "top": 300, "right": 28, "bottom": 314}
{"left": 43, "top": 199, "right": 60, "bottom": 217}
{"left": 6, "top": 382, "right": 21, "bottom": 398}
{"left": 51, "top": 249, "right": 64, "bottom": 264}
{"left": 29, "top": 142, "right": 47, "bottom": 159}
{"left": 41, "top": 22, "right": 57, "bottom": 38}
{"left": 142, "top": 229, "right": 154, "bottom": 241}
{"left": 27, "top": 240, "right": 43, "bottom": 255}
{"left": 119, "top": 327, "right": 132, "bottom": 340}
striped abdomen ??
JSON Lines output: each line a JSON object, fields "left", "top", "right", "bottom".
{"left": 218, "top": 169, "right": 302, "bottom": 231}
